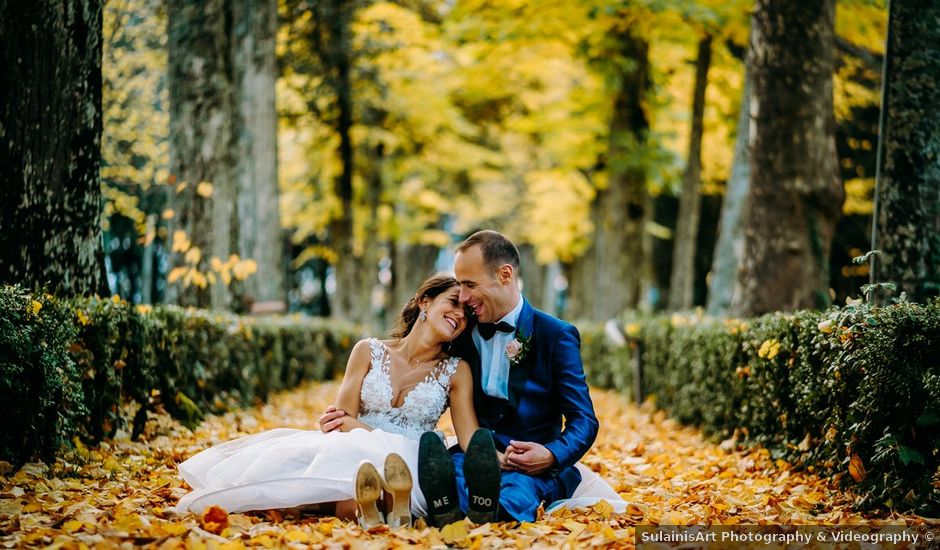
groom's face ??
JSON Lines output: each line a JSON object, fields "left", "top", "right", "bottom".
{"left": 454, "top": 245, "right": 515, "bottom": 323}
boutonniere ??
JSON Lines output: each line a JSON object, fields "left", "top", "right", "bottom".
{"left": 505, "top": 330, "right": 531, "bottom": 367}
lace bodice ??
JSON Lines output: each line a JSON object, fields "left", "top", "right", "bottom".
{"left": 357, "top": 338, "right": 459, "bottom": 441}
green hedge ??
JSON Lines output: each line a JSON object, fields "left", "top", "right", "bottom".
{"left": 0, "top": 285, "right": 360, "bottom": 466}
{"left": 578, "top": 301, "right": 940, "bottom": 515}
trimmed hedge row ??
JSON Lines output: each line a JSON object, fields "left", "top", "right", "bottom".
{"left": 579, "top": 300, "right": 940, "bottom": 515}
{"left": 0, "top": 285, "right": 360, "bottom": 466}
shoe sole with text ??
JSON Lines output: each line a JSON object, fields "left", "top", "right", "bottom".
{"left": 417, "top": 432, "right": 463, "bottom": 527}
{"left": 464, "top": 429, "right": 500, "bottom": 524}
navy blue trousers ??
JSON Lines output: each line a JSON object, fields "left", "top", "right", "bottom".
{"left": 451, "top": 452, "right": 578, "bottom": 521}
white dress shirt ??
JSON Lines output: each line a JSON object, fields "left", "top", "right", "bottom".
{"left": 472, "top": 297, "right": 524, "bottom": 399}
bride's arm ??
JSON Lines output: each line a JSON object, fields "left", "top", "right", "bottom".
{"left": 449, "top": 360, "right": 511, "bottom": 469}
{"left": 318, "top": 339, "right": 374, "bottom": 433}
{"left": 448, "top": 361, "right": 479, "bottom": 451}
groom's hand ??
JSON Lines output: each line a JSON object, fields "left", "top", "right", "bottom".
{"left": 505, "top": 440, "right": 555, "bottom": 475}
{"left": 318, "top": 405, "right": 346, "bottom": 432}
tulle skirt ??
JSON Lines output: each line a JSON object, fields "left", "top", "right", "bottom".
{"left": 175, "top": 428, "right": 429, "bottom": 516}
{"left": 175, "top": 428, "right": 626, "bottom": 517}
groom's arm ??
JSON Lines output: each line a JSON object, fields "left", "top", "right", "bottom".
{"left": 541, "top": 323, "right": 599, "bottom": 471}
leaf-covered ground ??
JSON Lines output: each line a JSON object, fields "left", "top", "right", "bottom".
{"left": 0, "top": 381, "right": 928, "bottom": 548}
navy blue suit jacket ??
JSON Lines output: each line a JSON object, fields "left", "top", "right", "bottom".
{"left": 452, "top": 298, "right": 599, "bottom": 490}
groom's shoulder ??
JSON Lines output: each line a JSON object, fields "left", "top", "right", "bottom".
{"left": 530, "top": 305, "right": 577, "bottom": 337}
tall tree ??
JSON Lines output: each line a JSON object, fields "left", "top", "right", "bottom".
{"left": 233, "top": 0, "right": 285, "bottom": 307}
{"left": 668, "top": 34, "right": 713, "bottom": 310}
{"left": 731, "top": 0, "right": 843, "bottom": 316}
{"left": 870, "top": 0, "right": 940, "bottom": 303}
{"left": 166, "top": 0, "right": 238, "bottom": 309}
{"left": 0, "top": 0, "right": 106, "bottom": 295}
{"left": 310, "top": 0, "right": 364, "bottom": 322}
{"left": 567, "top": 29, "right": 651, "bottom": 320}
{"left": 707, "top": 59, "right": 751, "bottom": 315}
{"left": 167, "top": 0, "right": 281, "bottom": 310}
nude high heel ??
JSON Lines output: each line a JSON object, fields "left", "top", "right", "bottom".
{"left": 355, "top": 461, "right": 384, "bottom": 529}
{"left": 382, "top": 453, "right": 413, "bottom": 528}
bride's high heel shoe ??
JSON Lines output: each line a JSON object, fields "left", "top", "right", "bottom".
{"left": 382, "top": 453, "right": 413, "bottom": 528}
{"left": 355, "top": 461, "right": 384, "bottom": 529}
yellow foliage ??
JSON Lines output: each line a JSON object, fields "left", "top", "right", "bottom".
{"left": 520, "top": 170, "right": 594, "bottom": 264}
{"left": 184, "top": 246, "right": 202, "bottom": 265}
{"left": 196, "top": 182, "right": 215, "bottom": 198}
{"left": 843, "top": 178, "right": 875, "bottom": 215}
{"left": 171, "top": 231, "right": 190, "bottom": 253}
{"left": 757, "top": 339, "right": 781, "bottom": 360}
{"left": 101, "top": 0, "right": 168, "bottom": 240}
{"left": 76, "top": 309, "right": 91, "bottom": 327}
{"left": 167, "top": 267, "right": 188, "bottom": 285}
{"left": 233, "top": 259, "right": 258, "bottom": 281}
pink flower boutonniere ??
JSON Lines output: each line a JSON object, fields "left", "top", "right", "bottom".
{"left": 505, "top": 331, "right": 531, "bottom": 367}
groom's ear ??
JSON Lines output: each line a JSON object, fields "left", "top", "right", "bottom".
{"left": 496, "top": 263, "right": 514, "bottom": 285}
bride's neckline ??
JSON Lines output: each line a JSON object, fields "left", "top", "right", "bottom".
{"left": 373, "top": 339, "right": 451, "bottom": 409}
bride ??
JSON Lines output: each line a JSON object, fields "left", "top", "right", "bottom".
{"left": 175, "top": 274, "right": 623, "bottom": 527}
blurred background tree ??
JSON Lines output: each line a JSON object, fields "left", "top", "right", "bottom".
{"left": 1, "top": 0, "right": 106, "bottom": 295}
{"left": 10, "top": 0, "right": 931, "bottom": 326}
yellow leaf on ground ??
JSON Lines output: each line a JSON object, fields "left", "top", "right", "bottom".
{"left": 849, "top": 454, "right": 866, "bottom": 482}
{"left": 284, "top": 529, "right": 308, "bottom": 542}
{"left": 441, "top": 520, "right": 469, "bottom": 544}
{"left": 62, "top": 519, "right": 84, "bottom": 533}
{"left": 200, "top": 505, "right": 229, "bottom": 535}
{"left": 590, "top": 499, "right": 614, "bottom": 518}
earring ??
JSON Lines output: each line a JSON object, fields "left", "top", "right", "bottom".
{"left": 418, "top": 310, "right": 427, "bottom": 322}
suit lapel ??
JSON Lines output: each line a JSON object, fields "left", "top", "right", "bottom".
{"left": 506, "top": 299, "right": 536, "bottom": 409}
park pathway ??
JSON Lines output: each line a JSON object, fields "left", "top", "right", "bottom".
{"left": 0, "top": 381, "right": 923, "bottom": 548}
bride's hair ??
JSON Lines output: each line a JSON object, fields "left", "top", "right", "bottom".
{"left": 391, "top": 273, "right": 461, "bottom": 338}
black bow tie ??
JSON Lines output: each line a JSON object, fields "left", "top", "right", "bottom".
{"left": 478, "top": 321, "right": 515, "bottom": 340}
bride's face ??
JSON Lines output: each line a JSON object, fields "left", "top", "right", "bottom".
{"left": 421, "top": 287, "right": 468, "bottom": 342}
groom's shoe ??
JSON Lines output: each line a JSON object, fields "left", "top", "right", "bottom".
{"left": 464, "top": 428, "right": 501, "bottom": 524}
{"left": 417, "top": 431, "right": 463, "bottom": 527}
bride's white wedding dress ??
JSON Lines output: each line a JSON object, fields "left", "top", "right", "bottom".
{"left": 175, "top": 338, "right": 624, "bottom": 517}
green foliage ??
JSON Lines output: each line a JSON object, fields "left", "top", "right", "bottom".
{"left": 0, "top": 288, "right": 83, "bottom": 466}
{"left": 579, "top": 301, "right": 940, "bottom": 514}
{"left": 0, "top": 285, "right": 360, "bottom": 466}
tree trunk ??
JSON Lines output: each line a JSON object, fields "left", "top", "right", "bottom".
{"left": 518, "top": 245, "right": 547, "bottom": 311}
{"left": 871, "top": 0, "right": 940, "bottom": 303}
{"left": 731, "top": 0, "right": 842, "bottom": 317}
{"left": 567, "top": 32, "right": 650, "bottom": 320}
{"left": 358, "top": 141, "right": 385, "bottom": 328}
{"left": 233, "top": 0, "right": 285, "bottom": 307}
{"left": 318, "top": 0, "right": 362, "bottom": 322}
{"left": 0, "top": 0, "right": 106, "bottom": 295}
{"left": 166, "top": 0, "right": 237, "bottom": 309}
{"left": 390, "top": 239, "right": 439, "bottom": 326}
{"left": 668, "top": 35, "right": 712, "bottom": 311}
{"left": 707, "top": 59, "right": 752, "bottom": 315}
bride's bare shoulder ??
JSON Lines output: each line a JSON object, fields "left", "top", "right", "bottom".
{"left": 346, "top": 339, "right": 378, "bottom": 369}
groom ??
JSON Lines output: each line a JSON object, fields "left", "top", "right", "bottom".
{"left": 419, "top": 230, "right": 599, "bottom": 524}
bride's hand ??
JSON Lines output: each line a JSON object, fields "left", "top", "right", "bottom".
{"left": 496, "top": 450, "right": 515, "bottom": 471}
{"left": 318, "top": 405, "right": 346, "bottom": 432}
